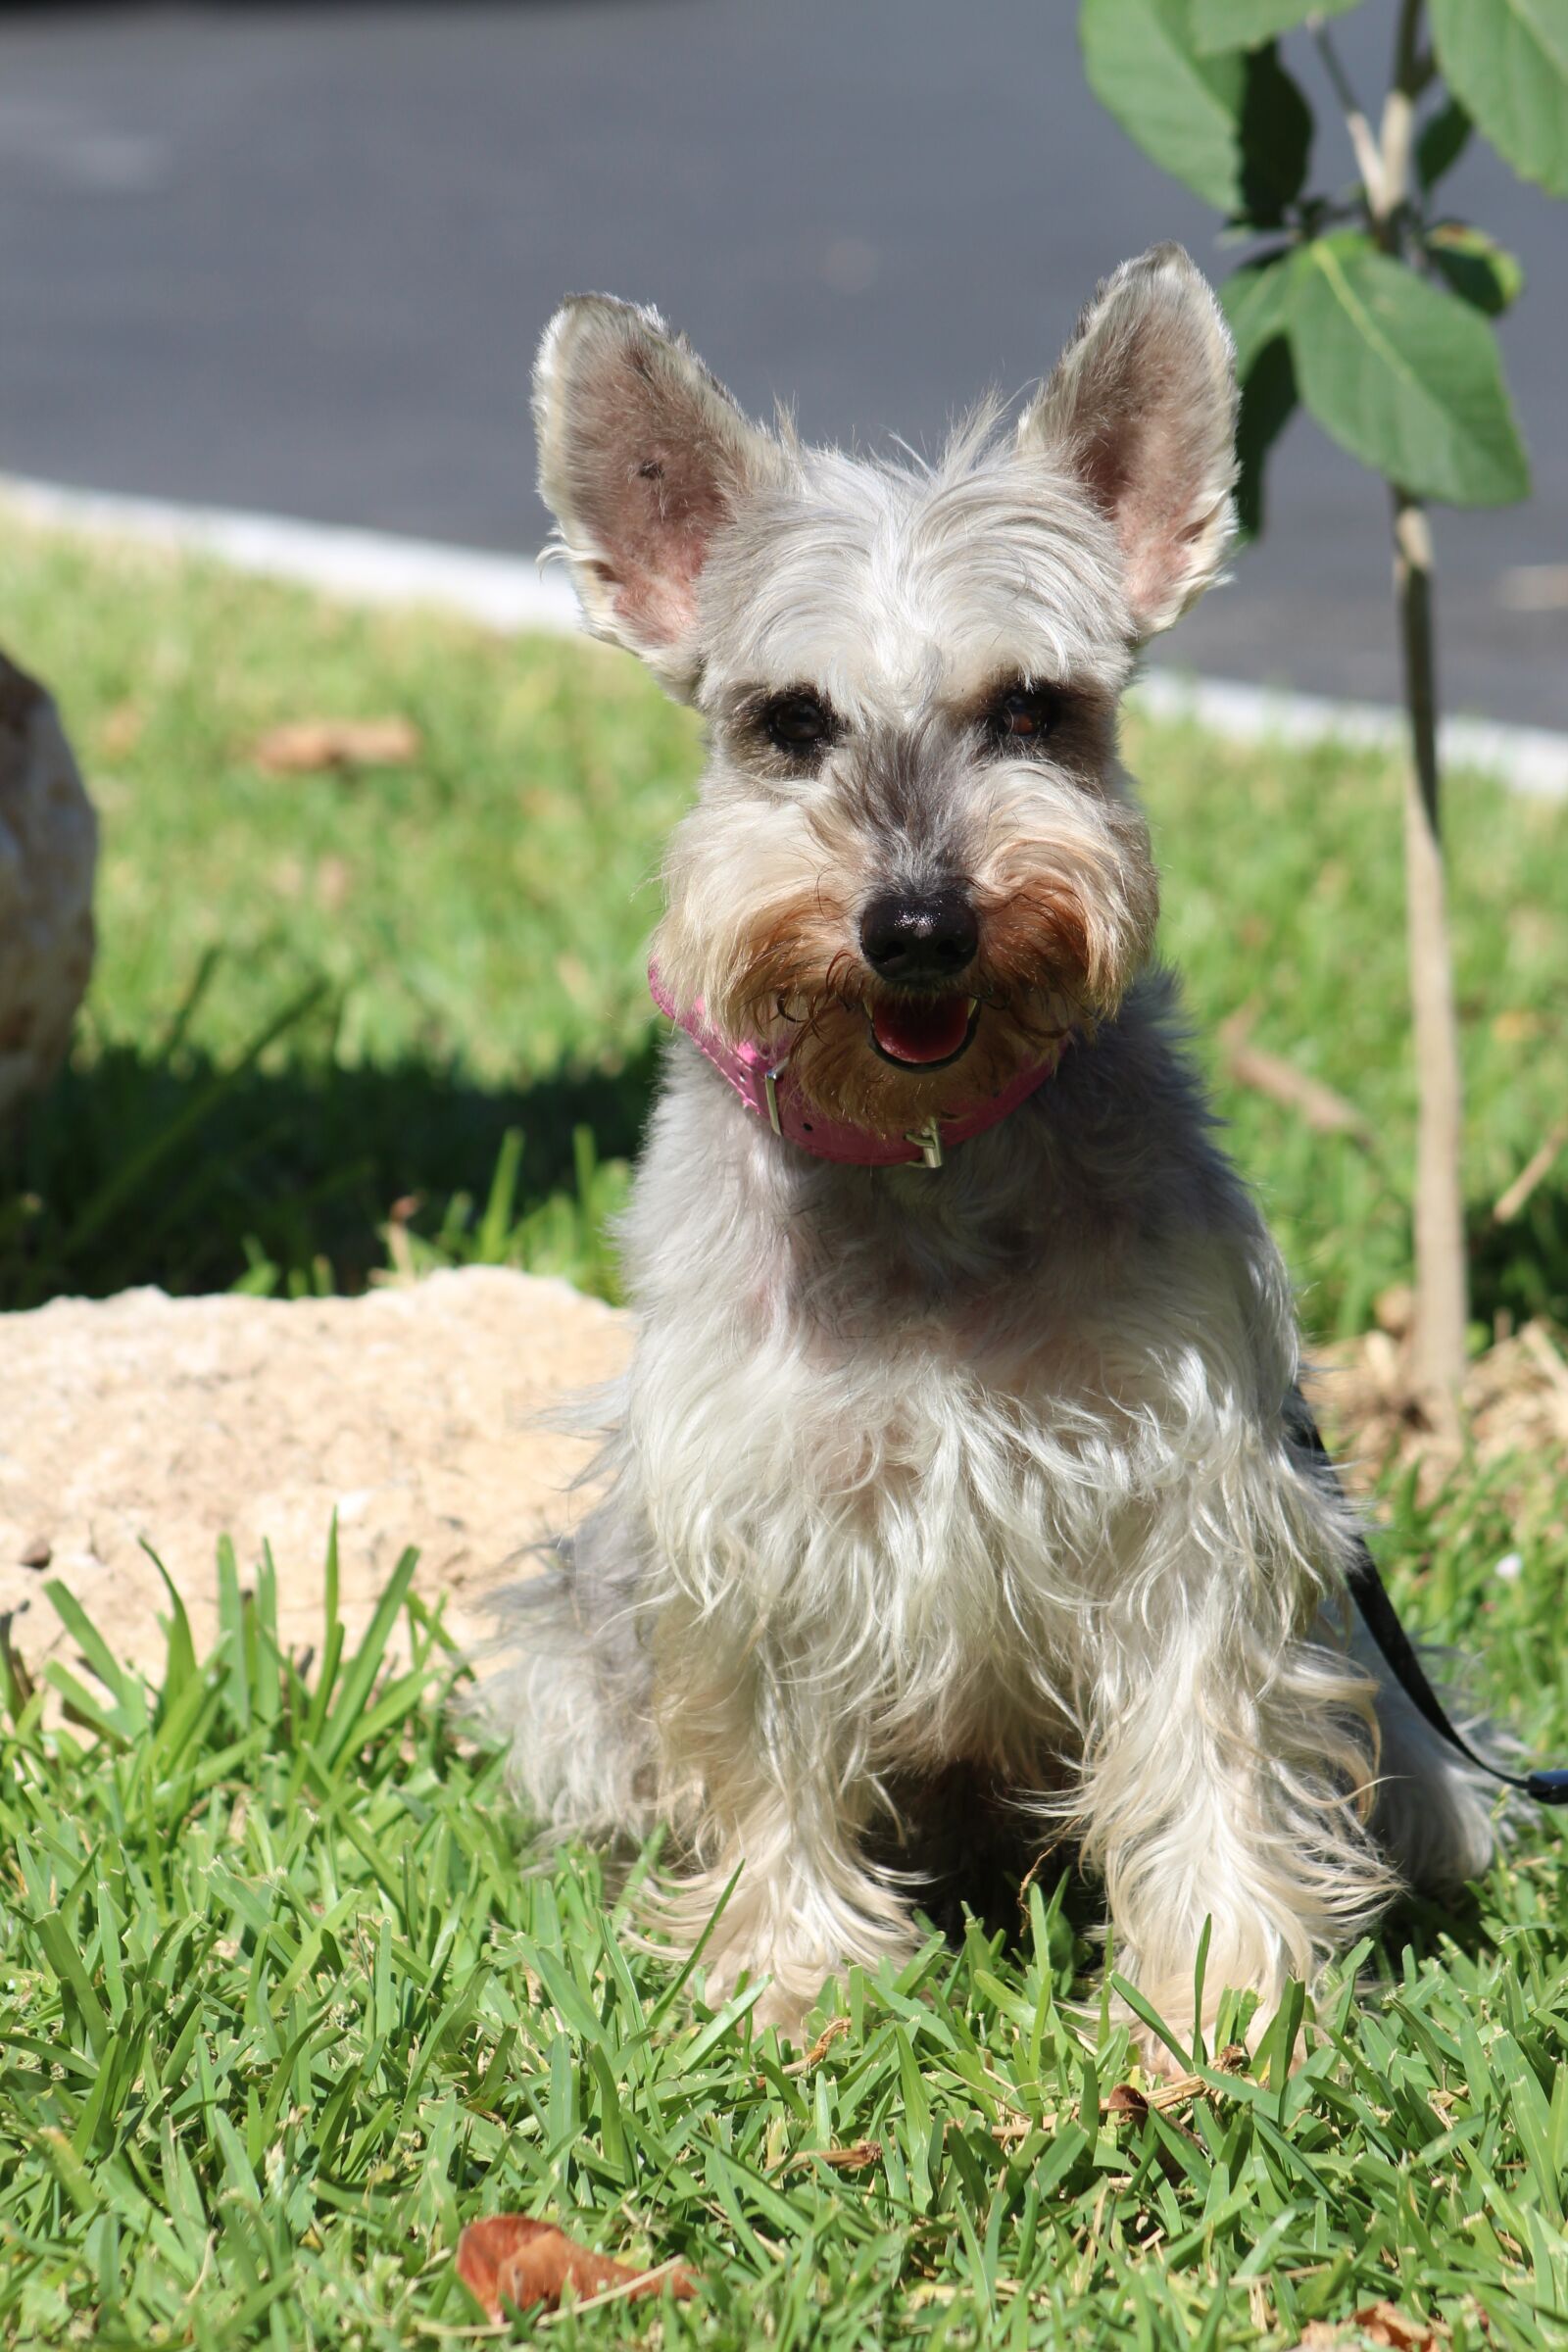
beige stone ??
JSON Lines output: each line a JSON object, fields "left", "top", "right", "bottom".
{"left": 0, "top": 651, "right": 96, "bottom": 1118}
{"left": 0, "top": 1267, "right": 632, "bottom": 1691}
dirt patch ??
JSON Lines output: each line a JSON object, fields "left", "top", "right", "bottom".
{"left": 0, "top": 1268, "right": 631, "bottom": 1688}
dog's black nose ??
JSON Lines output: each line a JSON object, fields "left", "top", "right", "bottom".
{"left": 859, "top": 887, "right": 979, "bottom": 984}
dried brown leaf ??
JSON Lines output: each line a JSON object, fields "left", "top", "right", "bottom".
{"left": 248, "top": 716, "right": 421, "bottom": 775}
{"left": 455, "top": 2217, "right": 696, "bottom": 2319}
{"left": 1288, "top": 2306, "right": 1442, "bottom": 2352}
{"left": 1146, "top": 2072, "right": 1208, "bottom": 2110}
{"left": 99, "top": 701, "right": 144, "bottom": 760}
{"left": 791, "top": 2137, "right": 882, "bottom": 2172}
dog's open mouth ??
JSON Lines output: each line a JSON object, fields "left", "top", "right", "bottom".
{"left": 866, "top": 996, "right": 980, "bottom": 1071}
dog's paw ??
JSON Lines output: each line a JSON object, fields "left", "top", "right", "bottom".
{"left": 747, "top": 1979, "right": 815, "bottom": 2043}
{"left": 703, "top": 1957, "right": 823, "bottom": 2048}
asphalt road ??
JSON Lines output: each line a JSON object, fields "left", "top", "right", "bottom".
{"left": 1, "top": 0, "right": 1564, "bottom": 722}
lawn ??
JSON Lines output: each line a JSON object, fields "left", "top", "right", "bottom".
{"left": 3, "top": 516, "right": 1568, "bottom": 2349}
{"left": 3, "top": 518, "right": 1565, "bottom": 1335}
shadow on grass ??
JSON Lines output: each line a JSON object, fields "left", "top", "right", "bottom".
{"left": 0, "top": 1032, "right": 662, "bottom": 1310}
{"left": 1467, "top": 1174, "right": 1568, "bottom": 1334}
{"left": 4, "top": 966, "right": 1565, "bottom": 1332}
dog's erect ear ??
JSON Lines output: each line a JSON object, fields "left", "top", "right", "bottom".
{"left": 1017, "top": 245, "right": 1238, "bottom": 641}
{"left": 534, "top": 296, "right": 782, "bottom": 692}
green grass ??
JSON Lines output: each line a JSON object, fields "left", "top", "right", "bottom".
{"left": 5, "top": 1477, "right": 1568, "bottom": 2351}
{"left": 3, "top": 515, "right": 1566, "bottom": 1333}
{"left": 4, "top": 516, "right": 1568, "bottom": 2346}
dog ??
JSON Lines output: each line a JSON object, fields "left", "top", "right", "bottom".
{"left": 475, "top": 245, "right": 1496, "bottom": 2061}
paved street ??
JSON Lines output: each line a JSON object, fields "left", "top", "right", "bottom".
{"left": 1, "top": 0, "right": 1563, "bottom": 721}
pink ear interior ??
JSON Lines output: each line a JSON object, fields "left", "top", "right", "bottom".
{"left": 1070, "top": 329, "right": 1227, "bottom": 626}
{"left": 560, "top": 336, "right": 747, "bottom": 649}
{"left": 1025, "top": 252, "right": 1236, "bottom": 639}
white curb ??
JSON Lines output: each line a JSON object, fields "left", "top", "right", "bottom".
{"left": 0, "top": 473, "right": 579, "bottom": 634}
{"left": 4, "top": 471, "right": 1564, "bottom": 799}
{"left": 1134, "top": 671, "right": 1568, "bottom": 803}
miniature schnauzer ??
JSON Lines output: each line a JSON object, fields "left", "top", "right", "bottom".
{"left": 479, "top": 245, "right": 1495, "bottom": 2060}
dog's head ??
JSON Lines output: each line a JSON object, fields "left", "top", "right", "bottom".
{"left": 534, "top": 246, "right": 1237, "bottom": 1137}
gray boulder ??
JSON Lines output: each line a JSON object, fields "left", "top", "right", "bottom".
{"left": 0, "top": 651, "right": 96, "bottom": 1119}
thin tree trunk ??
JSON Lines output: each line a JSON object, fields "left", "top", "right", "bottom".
{"left": 1392, "top": 490, "right": 1467, "bottom": 1413}
{"left": 1377, "top": 0, "right": 1468, "bottom": 1416}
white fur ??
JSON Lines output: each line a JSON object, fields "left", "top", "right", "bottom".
{"left": 472, "top": 249, "right": 1499, "bottom": 2058}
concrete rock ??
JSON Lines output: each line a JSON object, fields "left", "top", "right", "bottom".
{"left": 0, "top": 1267, "right": 632, "bottom": 1690}
{"left": 0, "top": 651, "right": 96, "bottom": 1118}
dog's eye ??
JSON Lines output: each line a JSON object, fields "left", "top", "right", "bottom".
{"left": 988, "top": 684, "right": 1059, "bottom": 744}
{"left": 763, "top": 691, "right": 834, "bottom": 759}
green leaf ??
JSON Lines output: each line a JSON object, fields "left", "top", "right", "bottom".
{"left": 1235, "top": 336, "right": 1298, "bottom": 536}
{"left": 1239, "top": 45, "right": 1313, "bottom": 222}
{"left": 1430, "top": 0, "right": 1568, "bottom": 196}
{"left": 1192, "top": 0, "right": 1355, "bottom": 53}
{"left": 1215, "top": 255, "right": 1301, "bottom": 532}
{"left": 1081, "top": 0, "right": 1313, "bottom": 217}
{"left": 1426, "top": 221, "right": 1527, "bottom": 314}
{"left": 1287, "top": 231, "right": 1530, "bottom": 505}
{"left": 1081, "top": 0, "right": 1248, "bottom": 208}
{"left": 1219, "top": 250, "right": 1296, "bottom": 372}
{"left": 1416, "top": 94, "right": 1473, "bottom": 187}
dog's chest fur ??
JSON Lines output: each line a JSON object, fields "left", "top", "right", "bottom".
{"left": 618, "top": 982, "right": 1298, "bottom": 1765}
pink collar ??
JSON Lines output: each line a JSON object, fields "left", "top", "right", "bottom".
{"left": 649, "top": 963, "right": 1064, "bottom": 1168}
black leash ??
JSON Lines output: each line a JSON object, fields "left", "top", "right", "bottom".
{"left": 1290, "top": 1399, "right": 1568, "bottom": 1809}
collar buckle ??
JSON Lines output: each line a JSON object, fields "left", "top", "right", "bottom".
{"left": 762, "top": 1062, "right": 788, "bottom": 1137}
{"left": 904, "top": 1116, "right": 945, "bottom": 1170}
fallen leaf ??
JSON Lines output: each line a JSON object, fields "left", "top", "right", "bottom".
{"left": 17, "top": 1534, "right": 51, "bottom": 1570}
{"left": 455, "top": 2217, "right": 696, "bottom": 2319}
{"left": 1288, "top": 2308, "right": 1442, "bottom": 2352}
{"left": 1491, "top": 1005, "right": 1546, "bottom": 1044}
{"left": 1103, "top": 2079, "right": 1195, "bottom": 2184}
{"left": 1146, "top": 2072, "right": 1209, "bottom": 2111}
{"left": 248, "top": 716, "right": 421, "bottom": 775}
{"left": 1352, "top": 2304, "right": 1441, "bottom": 2351}
{"left": 798, "top": 2137, "right": 881, "bottom": 2171}
{"left": 99, "top": 701, "right": 144, "bottom": 760}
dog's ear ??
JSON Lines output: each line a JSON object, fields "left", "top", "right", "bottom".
{"left": 534, "top": 296, "right": 782, "bottom": 693}
{"left": 1017, "top": 245, "right": 1237, "bottom": 641}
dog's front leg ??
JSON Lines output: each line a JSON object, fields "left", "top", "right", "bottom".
{"left": 1077, "top": 1616, "right": 1397, "bottom": 2068}
{"left": 652, "top": 1642, "right": 919, "bottom": 2037}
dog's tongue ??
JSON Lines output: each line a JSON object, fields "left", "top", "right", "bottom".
{"left": 870, "top": 995, "right": 971, "bottom": 1065}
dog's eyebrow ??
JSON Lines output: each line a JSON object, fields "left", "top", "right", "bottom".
{"left": 727, "top": 679, "right": 832, "bottom": 718}
{"left": 947, "top": 668, "right": 1076, "bottom": 723}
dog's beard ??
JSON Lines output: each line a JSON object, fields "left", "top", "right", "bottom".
{"left": 711, "top": 882, "right": 1144, "bottom": 1138}
{"left": 655, "top": 792, "right": 1159, "bottom": 1139}
{"left": 770, "top": 985, "right": 1073, "bottom": 1136}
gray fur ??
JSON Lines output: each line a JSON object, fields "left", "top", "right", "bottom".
{"left": 473, "top": 248, "right": 1497, "bottom": 2060}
